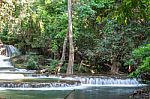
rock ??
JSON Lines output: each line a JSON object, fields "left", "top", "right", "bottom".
{"left": 129, "top": 88, "right": 150, "bottom": 99}
{"left": 0, "top": 97, "right": 6, "bottom": 99}
{"left": 141, "top": 73, "right": 150, "bottom": 81}
{"left": 40, "top": 68, "right": 49, "bottom": 74}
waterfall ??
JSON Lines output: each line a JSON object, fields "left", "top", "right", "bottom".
{"left": 0, "top": 45, "right": 20, "bottom": 69}
{"left": 0, "top": 75, "right": 146, "bottom": 90}
{"left": 5, "top": 45, "right": 20, "bottom": 57}
{"left": 18, "top": 75, "right": 146, "bottom": 87}
{"left": 0, "top": 45, "right": 145, "bottom": 90}
{"left": 44, "top": 75, "right": 144, "bottom": 87}
{"left": 0, "top": 82, "right": 81, "bottom": 88}
{"left": 0, "top": 55, "right": 13, "bottom": 68}
{"left": 0, "top": 78, "right": 82, "bottom": 90}
{"left": 78, "top": 77, "right": 142, "bottom": 87}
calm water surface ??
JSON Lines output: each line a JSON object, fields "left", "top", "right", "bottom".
{"left": 0, "top": 87, "right": 143, "bottom": 99}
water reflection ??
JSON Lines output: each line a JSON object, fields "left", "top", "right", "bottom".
{"left": 74, "top": 87, "right": 139, "bottom": 99}
{"left": 0, "top": 87, "right": 144, "bottom": 99}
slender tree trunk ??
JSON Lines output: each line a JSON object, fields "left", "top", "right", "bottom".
{"left": 56, "top": 33, "right": 68, "bottom": 74}
{"left": 66, "top": 0, "right": 74, "bottom": 75}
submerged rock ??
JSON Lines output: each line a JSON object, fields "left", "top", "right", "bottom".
{"left": 141, "top": 73, "right": 150, "bottom": 81}
{"left": 129, "top": 88, "right": 150, "bottom": 99}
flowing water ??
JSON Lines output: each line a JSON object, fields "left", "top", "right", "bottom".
{"left": 0, "top": 45, "right": 148, "bottom": 99}
{"left": 0, "top": 55, "right": 13, "bottom": 68}
{"left": 0, "top": 45, "right": 20, "bottom": 69}
{"left": 0, "top": 86, "right": 146, "bottom": 99}
{"left": 5, "top": 45, "right": 20, "bottom": 57}
{"left": 0, "top": 75, "right": 147, "bottom": 99}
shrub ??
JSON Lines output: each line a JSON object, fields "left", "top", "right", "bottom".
{"left": 25, "top": 52, "right": 39, "bottom": 70}
{"left": 129, "top": 44, "right": 150, "bottom": 78}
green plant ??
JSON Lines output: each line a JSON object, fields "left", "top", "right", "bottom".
{"left": 129, "top": 44, "right": 150, "bottom": 77}
{"left": 25, "top": 52, "right": 39, "bottom": 70}
{"left": 48, "top": 59, "right": 59, "bottom": 72}
{"left": 60, "top": 63, "right": 67, "bottom": 73}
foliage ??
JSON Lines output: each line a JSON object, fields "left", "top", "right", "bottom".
{"left": 60, "top": 63, "right": 67, "bottom": 73}
{"left": 130, "top": 44, "right": 150, "bottom": 77}
{"left": 133, "top": 44, "right": 150, "bottom": 59}
{"left": 48, "top": 59, "right": 59, "bottom": 72}
{"left": 0, "top": 0, "right": 149, "bottom": 74}
{"left": 139, "top": 57, "right": 150, "bottom": 73}
{"left": 116, "top": 0, "right": 150, "bottom": 24}
{"left": 25, "top": 52, "right": 39, "bottom": 70}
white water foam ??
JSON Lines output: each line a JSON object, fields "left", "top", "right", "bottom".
{"left": 0, "top": 74, "right": 24, "bottom": 79}
{"left": 0, "top": 55, "right": 13, "bottom": 68}
{"left": 0, "top": 86, "right": 86, "bottom": 91}
{"left": 20, "top": 76, "right": 147, "bottom": 88}
{"left": 81, "top": 84, "right": 147, "bottom": 87}
{"left": 0, "top": 75, "right": 147, "bottom": 90}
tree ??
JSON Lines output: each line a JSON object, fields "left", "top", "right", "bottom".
{"left": 71, "top": 0, "right": 149, "bottom": 74}
{"left": 66, "top": 0, "right": 74, "bottom": 75}
{"left": 0, "top": 0, "right": 149, "bottom": 75}
{"left": 56, "top": 32, "right": 68, "bottom": 74}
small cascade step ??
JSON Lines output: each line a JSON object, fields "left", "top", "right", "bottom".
{"left": 0, "top": 82, "right": 81, "bottom": 88}
{"left": 22, "top": 75, "right": 145, "bottom": 87}
{"left": 79, "top": 77, "right": 139, "bottom": 85}
{"left": 73, "top": 76, "right": 147, "bottom": 87}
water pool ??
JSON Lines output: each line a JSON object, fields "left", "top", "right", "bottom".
{"left": 0, "top": 86, "right": 145, "bottom": 99}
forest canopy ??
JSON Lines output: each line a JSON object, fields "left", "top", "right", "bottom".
{"left": 0, "top": 0, "right": 150, "bottom": 76}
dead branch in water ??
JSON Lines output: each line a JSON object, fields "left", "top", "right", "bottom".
{"left": 64, "top": 89, "right": 75, "bottom": 99}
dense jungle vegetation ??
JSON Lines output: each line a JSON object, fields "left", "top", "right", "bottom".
{"left": 0, "top": 0, "right": 150, "bottom": 78}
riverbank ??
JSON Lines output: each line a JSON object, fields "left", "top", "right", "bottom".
{"left": 129, "top": 87, "right": 150, "bottom": 99}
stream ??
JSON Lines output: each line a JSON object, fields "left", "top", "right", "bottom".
{"left": 0, "top": 86, "right": 147, "bottom": 99}
{"left": 0, "top": 48, "right": 148, "bottom": 99}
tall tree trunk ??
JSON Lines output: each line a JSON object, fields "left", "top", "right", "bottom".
{"left": 110, "top": 60, "right": 121, "bottom": 74}
{"left": 56, "top": 33, "right": 68, "bottom": 74}
{"left": 66, "top": 0, "right": 74, "bottom": 75}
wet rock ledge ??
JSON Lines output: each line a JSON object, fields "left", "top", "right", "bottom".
{"left": 129, "top": 88, "right": 150, "bottom": 99}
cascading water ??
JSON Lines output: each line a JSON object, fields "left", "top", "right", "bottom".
{"left": 0, "top": 75, "right": 146, "bottom": 90}
{"left": 0, "top": 45, "right": 146, "bottom": 90}
{"left": 5, "top": 45, "right": 20, "bottom": 57}
{"left": 45, "top": 75, "right": 145, "bottom": 87}
{"left": 78, "top": 77, "right": 143, "bottom": 87}
{"left": 0, "top": 45, "right": 21, "bottom": 77}
{"left": 0, "top": 81, "right": 81, "bottom": 88}
{"left": 0, "top": 45, "right": 20, "bottom": 69}
{"left": 0, "top": 55, "right": 13, "bottom": 68}
{"left": 0, "top": 45, "right": 25, "bottom": 79}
